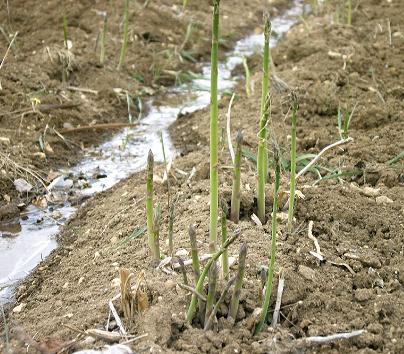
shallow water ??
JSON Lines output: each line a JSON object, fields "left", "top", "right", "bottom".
{"left": 0, "top": 1, "right": 304, "bottom": 304}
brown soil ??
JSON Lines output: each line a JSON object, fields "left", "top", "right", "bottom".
{"left": 2, "top": 0, "right": 404, "bottom": 353}
{"left": 0, "top": 0, "right": 288, "bottom": 216}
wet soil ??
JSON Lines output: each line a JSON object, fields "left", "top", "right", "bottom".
{"left": 2, "top": 0, "right": 404, "bottom": 353}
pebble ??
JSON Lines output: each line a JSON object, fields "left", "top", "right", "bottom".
{"left": 298, "top": 265, "right": 316, "bottom": 281}
{"left": 48, "top": 176, "right": 74, "bottom": 191}
{"left": 110, "top": 236, "right": 118, "bottom": 244}
{"left": 32, "top": 152, "right": 47, "bottom": 160}
{"left": 63, "top": 122, "right": 74, "bottom": 130}
{"left": 175, "top": 249, "right": 189, "bottom": 257}
{"left": 12, "top": 303, "right": 26, "bottom": 313}
{"left": 0, "top": 137, "right": 10, "bottom": 145}
{"left": 362, "top": 186, "right": 380, "bottom": 197}
{"left": 51, "top": 210, "right": 62, "bottom": 219}
{"left": 82, "top": 336, "right": 96, "bottom": 345}
{"left": 164, "top": 279, "right": 176, "bottom": 290}
{"left": 14, "top": 178, "right": 33, "bottom": 193}
{"left": 111, "top": 278, "right": 120, "bottom": 287}
{"left": 375, "top": 196, "right": 393, "bottom": 204}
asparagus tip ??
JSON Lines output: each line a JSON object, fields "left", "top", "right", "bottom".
{"left": 236, "top": 130, "right": 243, "bottom": 145}
{"left": 147, "top": 149, "right": 154, "bottom": 163}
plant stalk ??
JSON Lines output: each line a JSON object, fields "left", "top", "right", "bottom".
{"left": 117, "top": 0, "right": 129, "bottom": 70}
{"left": 242, "top": 56, "right": 251, "bottom": 97}
{"left": 189, "top": 225, "right": 201, "bottom": 281}
{"left": 228, "top": 243, "right": 247, "bottom": 320}
{"left": 204, "top": 275, "right": 236, "bottom": 330}
{"left": 261, "top": 16, "right": 271, "bottom": 183}
{"left": 287, "top": 96, "right": 299, "bottom": 231}
{"left": 205, "top": 262, "right": 218, "bottom": 323}
{"left": 146, "top": 150, "right": 155, "bottom": 257}
{"left": 168, "top": 200, "right": 175, "bottom": 257}
{"left": 209, "top": 0, "right": 220, "bottom": 253}
{"left": 257, "top": 93, "right": 270, "bottom": 223}
{"left": 347, "top": 0, "right": 352, "bottom": 26}
{"left": 178, "top": 257, "right": 189, "bottom": 286}
{"left": 220, "top": 202, "right": 229, "bottom": 280}
{"left": 62, "top": 15, "right": 69, "bottom": 83}
{"left": 230, "top": 131, "right": 243, "bottom": 223}
{"left": 189, "top": 224, "right": 204, "bottom": 321}
{"left": 100, "top": 13, "right": 108, "bottom": 65}
{"left": 152, "top": 203, "right": 161, "bottom": 262}
{"left": 187, "top": 229, "right": 240, "bottom": 323}
{"left": 255, "top": 150, "right": 280, "bottom": 334}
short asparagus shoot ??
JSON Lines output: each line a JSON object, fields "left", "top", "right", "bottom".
{"left": 187, "top": 229, "right": 240, "bottom": 323}
{"left": 230, "top": 131, "right": 243, "bottom": 223}
{"left": 117, "top": 0, "right": 129, "bottom": 70}
{"left": 287, "top": 95, "right": 299, "bottom": 231}
{"left": 100, "top": 13, "right": 108, "bottom": 65}
{"left": 189, "top": 225, "right": 204, "bottom": 321}
{"left": 209, "top": 0, "right": 221, "bottom": 253}
{"left": 228, "top": 243, "right": 247, "bottom": 321}
{"left": 146, "top": 150, "right": 155, "bottom": 258}
{"left": 205, "top": 262, "right": 218, "bottom": 322}
{"left": 152, "top": 203, "right": 161, "bottom": 262}
{"left": 255, "top": 149, "right": 281, "bottom": 334}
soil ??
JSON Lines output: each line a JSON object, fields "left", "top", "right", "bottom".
{"left": 0, "top": 0, "right": 289, "bottom": 219}
{"left": 2, "top": 0, "right": 404, "bottom": 353}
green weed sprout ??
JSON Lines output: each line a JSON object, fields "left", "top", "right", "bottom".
{"left": 230, "top": 131, "right": 243, "bottom": 223}
{"left": 347, "top": 0, "right": 352, "bottom": 25}
{"left": 338, "top": 102, "right": 357, "bottom": 139}
{"left": 287, "top": 95, "right": 299, "bottom": 231}
{"left": 63, "top": 15, "right": 68, "bottom": 49}
{"left": 387, "top": 150, "right": 404, "bottom": 165}
{"left": 255, "top": 148, "right": 281, "bottom": 334}
{"left": 117, "top": 0, "right": 129, "bottom": 70}
{"left": 209, "top": 0, "right": 220, "bottom": 253}
{"left": 146, "top": 150, "right": 155, "bottom": 258}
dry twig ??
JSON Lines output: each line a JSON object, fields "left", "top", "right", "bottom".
{"left": 271, "top": 272, "right": 285, "bottom": 327}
